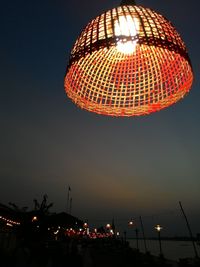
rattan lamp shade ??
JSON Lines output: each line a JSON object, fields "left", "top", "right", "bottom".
{"left": 64, "top": 2, "right": 193, "bottom": 116}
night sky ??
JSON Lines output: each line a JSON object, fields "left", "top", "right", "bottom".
{"left": 1, "top": 0, "right": 200, "bottom": 237}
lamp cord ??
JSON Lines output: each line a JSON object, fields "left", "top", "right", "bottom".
{"left": 120, "top": 0, "right": 136, "bottom": 6}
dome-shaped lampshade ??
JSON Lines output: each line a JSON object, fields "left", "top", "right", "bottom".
{"left": 64, "top": 2, "right": 193, "bottom": 116}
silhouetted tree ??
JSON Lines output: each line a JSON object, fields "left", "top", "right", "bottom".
{"left": 33, "top": 194, "right": 53, "bottom": 215}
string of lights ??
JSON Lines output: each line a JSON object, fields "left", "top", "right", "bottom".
{"left": 0, "top": 215, "right": 21, "bottom": 226}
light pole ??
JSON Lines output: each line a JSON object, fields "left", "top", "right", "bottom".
{"left": 106, "top": 223, "right": 111, "bottom": 229}
{"left": 124, "top": 230, "right": 127, "bottom": 243}
{"left": 155, "top": 224, "right": 163, "bottom": 257}
{"left": 106, "top": 223, "right": 112, "bottom": 236}
{"left": 135, "top": 228, "right": 139, "bottom": 251}
{"left": 83, "top": 222, "right": 89, "bottom": 236}
{"left": 83, "top": 222, "right": 88, "bottom": 229}
{"left": 128, "top": 220, "right": 139, "bottom": 251}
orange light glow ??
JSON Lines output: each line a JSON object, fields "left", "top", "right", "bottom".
{"left": 64, "top": 4, "right": 193, "bottom": 116}
{"left": 32, "top": 216, "right": 38, "bottom": 222}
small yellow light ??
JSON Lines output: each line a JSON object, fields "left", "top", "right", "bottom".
{"left": 54, "top": 230, "right": 59, "bottom": 235}
{"left": 32, "top": 216, "right": 38, "bottom": 222}
{"left": 6, "top": 223, "right": 13, "bottom": 227}
{"left": 128, "top": 221, "right": 134, "bottom": 226}
{"left": 106, "top": 223, "right": 111, "bottom": 229}
{"left": 83, "top": 222, "right": 88, "bottom": 228}
{"left": 155, "top": 224, "right": 163, "bottom": 232}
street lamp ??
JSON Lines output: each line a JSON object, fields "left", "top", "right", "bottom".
{"left": 128, "top": 220, "right": 134, "bottom": 226}
{"left": 124, "top": 230, "right": 127, "bottom": 243}
{"left": 83, "top": 222, "right": 88, "bottom": 228}
{"left": 106, "top": 223, "right": 111, "bottom": 235}
{"left": 106, "top": 223, "right": 111, "bottom": 229}
{"left": 32, "top": 216, "right": 38, "bottom": 222}
{"left": 83, "top": 222, "right": 89, "bottom": 236}
{"left": 128, "top": 220, "right": 139, "bottom": 250}
{"left": 135, "top": 228, "right": 139, "bottom": 251}
{"left": 155, "top": 224, "right": 163, "bottom": 257}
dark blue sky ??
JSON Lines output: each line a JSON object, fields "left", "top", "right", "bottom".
{"left": 1, "top": 0, "right": 200, "bottom": 237}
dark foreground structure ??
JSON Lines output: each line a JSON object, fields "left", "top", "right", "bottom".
{"left": 1, "top": 237, "right": 200, "bottom": 267}
{"left": 0, "top": 202, "right": 199, "bottom": 267}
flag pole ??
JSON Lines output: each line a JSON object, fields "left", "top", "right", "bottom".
{"left": 179, "top": 201, "right": 199, "bottom": 259}
{"left": 139, "top": 216, "right": 148, "bottom": 253}
{"left": 69, "top": 197, "right": 72, "bottom": 215}
{"left": 67, "top": 186, "right": 71, "bottom": 213}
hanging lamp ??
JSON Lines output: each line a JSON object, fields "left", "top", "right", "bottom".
{"left": 64, "top": 0, "right": 193, "bottom": 116}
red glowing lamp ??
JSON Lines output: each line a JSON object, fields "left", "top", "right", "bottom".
{"left": 64, "top": 0, "right": 193, "bottom": 116}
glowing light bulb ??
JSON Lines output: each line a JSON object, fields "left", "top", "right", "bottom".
{"left": 115, "top": 15, "right": 139, "bottom": 54}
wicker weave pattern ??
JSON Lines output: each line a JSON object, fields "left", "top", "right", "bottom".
{"left": 64, "top": 5, "right": 193, "bottom": 116}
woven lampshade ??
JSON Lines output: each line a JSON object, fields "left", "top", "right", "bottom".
{"left": 64, "top": 1, "right": 193, "bottom": 116}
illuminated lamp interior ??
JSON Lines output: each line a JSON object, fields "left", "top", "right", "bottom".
{"left": 115, "top": 15, "right": 140, "bottom": 54}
